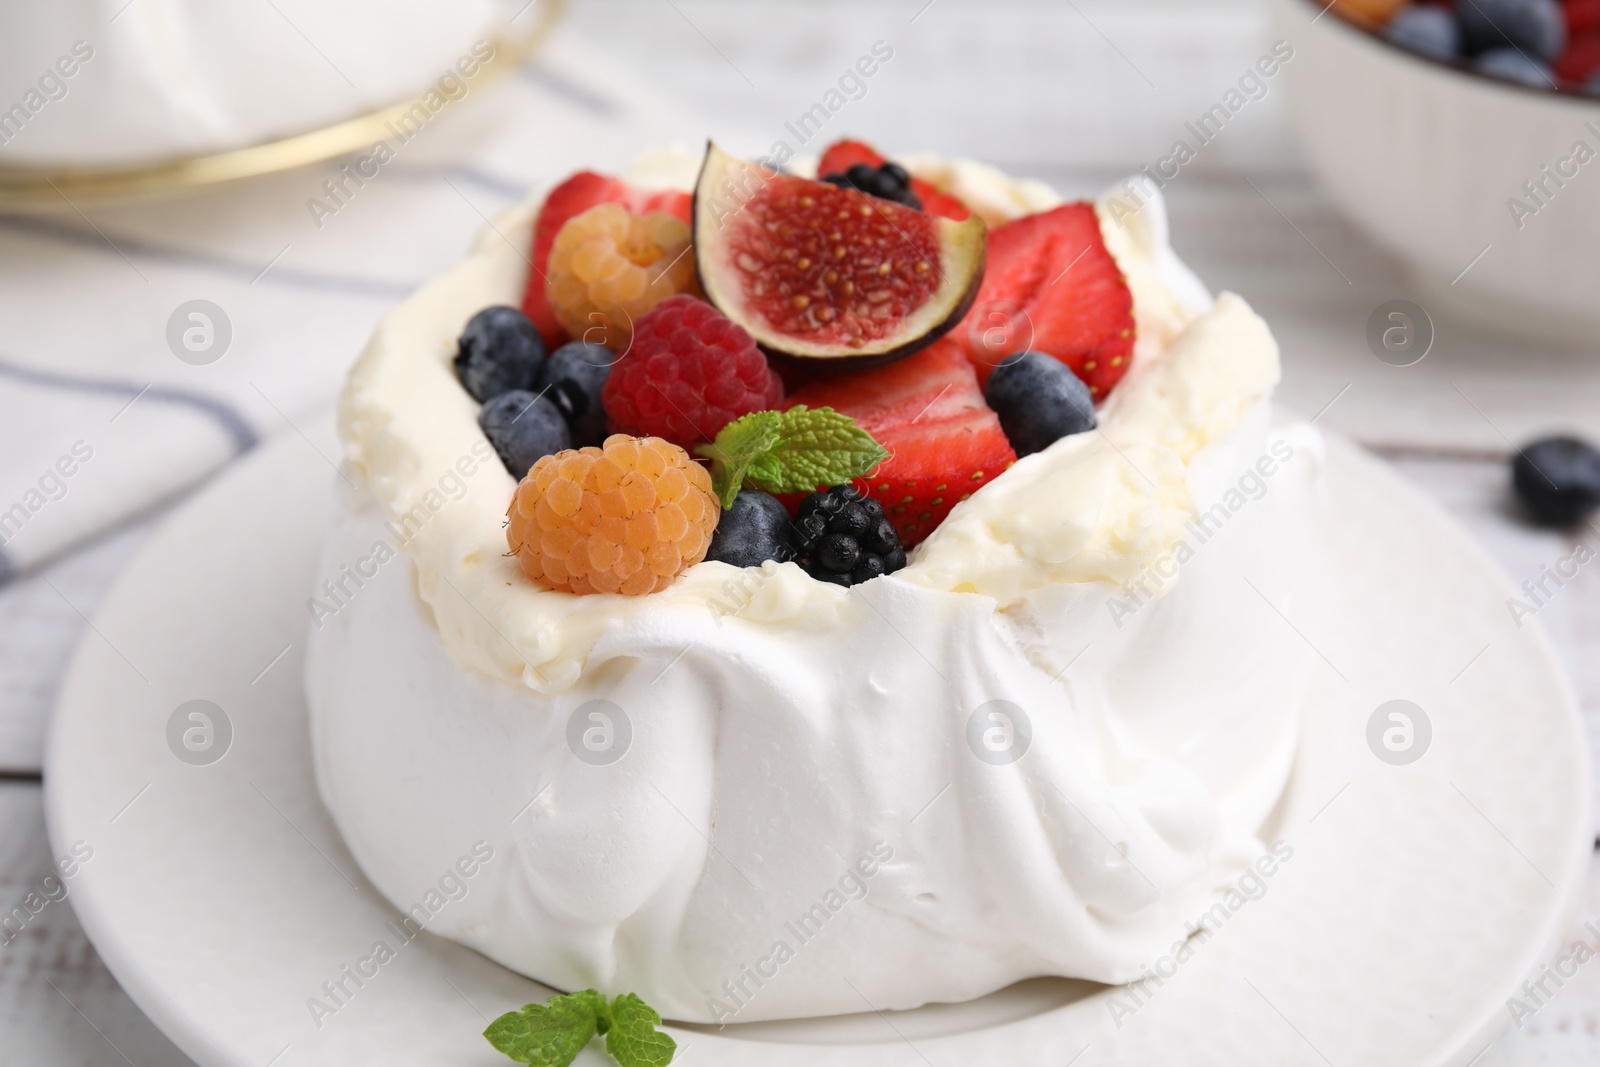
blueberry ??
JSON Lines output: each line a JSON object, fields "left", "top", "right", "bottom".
{"left": 540, "top": 340, "right": 616, "bottom": 446}
{"left": 705, "top": 490, "right": 795, "bottom": 568}
{"left": 793, "top": 484, "right": 907, "bottom": 586}
{"left": 454, "top": 306, "right": 544, "bottom": 403}
{"left": 1386, "top": 6, "right": 1460, "bottom": 60}
{"left": 984, "top": 351, "right": 1097, "bottom": 458}
{"left": 1459, "top": 0, "right": 1565, "bottom": 60}
{"left": 1513, "top": 436, "right": 1600, "bottom": 526}
{"left": 479, "top": 390, "right": 571, "bottom": 478}
{"left": 1473, "top": 47, "right": 1557, "bottom": 87}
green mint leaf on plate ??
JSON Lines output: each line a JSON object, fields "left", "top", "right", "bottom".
{"left": 484, "top": 989, "right": 606, "bottom": 1067}
{"left": 696, "top": 406, "right": 888, "bottom": 506}
{"left": 603, "top": 993, "right": 677, "bottom": 1067}
{"left": 484, "top": 990, "right": 675, "bottom": 1067}
{"left": 695, "top": 410, "right": 782, "bottom": 509}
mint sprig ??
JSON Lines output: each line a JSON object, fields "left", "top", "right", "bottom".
{"left": 696, "top": 406, "right": 889, "bottom": 508}
{"left": 485, "top": 989, "right": 675, "bottom": 1067}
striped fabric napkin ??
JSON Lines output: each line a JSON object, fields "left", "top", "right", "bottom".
{"left": 0, "top": 30, "right": 709, "bottom": 581}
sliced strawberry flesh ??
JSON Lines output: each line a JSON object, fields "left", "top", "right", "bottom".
{"left": 955, "top": 203, "right": 1135, "bottom": 401}
{"left": 785, "top": 338, "right": 1015, "bottom": 545}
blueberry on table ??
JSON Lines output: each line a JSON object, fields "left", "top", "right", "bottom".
{"left": 1458, "top": 0, "right": 1565, "bottom": 62}
{"left": 479, "top": 390, "right": 572, "bottom": 479}
{"left": 455, "top": 306, "right": 544, "bottom": 403}
{"left": 793, "top": 485, "right": 906, "bottom": 586}
{"left": 540, "top": 340, "right": 616, "bottom": 447}
{"left": 705, "top": 490, "right": 795, "bottom": 568}
{"left": 1473, "top": 48, "right": 1557, "bottom": 87}
{"left": 1386, "top": 6, "right": 1460, "bottom": 60}
{"left": 1513, "top": 436, "right": 1600, "bottom": 526}
{"left": 984, "top": 351, "right": 1097, "bottom": 458}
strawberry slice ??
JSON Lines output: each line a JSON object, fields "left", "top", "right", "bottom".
{"left": 816, "top": 138, "right": 972, "bottom": 221}
{"left": 522, "top": 172, "right": 693, "bottom": 347}
{"left": 954, "top": 203, "right": 1135, "bottom": 401}
{"left": 785, "top": 338, "right": 1015, "bottom": 545}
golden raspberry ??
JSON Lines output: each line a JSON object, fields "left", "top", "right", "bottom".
{"left": 507, "top": 435, "right": 720, "bottom": 596}
{"left": 545, "top": 203, "right": 700, "bottom": 351}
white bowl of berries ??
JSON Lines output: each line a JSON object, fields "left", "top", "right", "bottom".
{"left": 1269, "top": 0, "right": 1600, "bottom": 342}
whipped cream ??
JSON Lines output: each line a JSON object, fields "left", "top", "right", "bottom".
{"left": 307, "top": 150, "right": 1326, "bottom": 1022}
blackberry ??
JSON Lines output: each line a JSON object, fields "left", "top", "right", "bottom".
{"left": 792, "top": 485, "right": 906, "bottom": 586}
{"left": 820, "top": 162, "right": 923, "bottom": 211}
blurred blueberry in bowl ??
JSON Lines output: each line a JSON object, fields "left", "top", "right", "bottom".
{"left": 1385, "top": 6, "right": 1460, "bottom": 61}
{"left": 1458, "top": 0, "right": 1566, "bottom": 61}
{"left": 1272, "top": 0, "right": 1600, "bottom": 344}
{"left": 1474, "top": 47, "right": 1558, "bottom": 86}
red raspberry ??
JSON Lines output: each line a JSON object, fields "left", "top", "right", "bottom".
{"left": 602, "top": 295, "right": 783, "bottom": 449}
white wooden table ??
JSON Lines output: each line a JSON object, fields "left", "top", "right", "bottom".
{"left": 5, "top": 1, "right": 1600, "bottom": 1062}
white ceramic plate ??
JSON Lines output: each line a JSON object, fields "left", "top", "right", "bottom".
{"left": 46, "top": 417, "right": 1591, "bottom": 1067}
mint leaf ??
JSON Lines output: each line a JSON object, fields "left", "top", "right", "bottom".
{"left": 484, "top": 989, "right": 606, "bottom": 1067}
{"left": 695, "top": 410, "right": 782, "bottom": 509}
{"left": 696, "top": 406, "right": 887, "bottom": 506}
{"left": 603, "top": 993, "right": 677, "bottom": 1067}
{"left": 754, "top": 405, "right": 889, "bottom": 493}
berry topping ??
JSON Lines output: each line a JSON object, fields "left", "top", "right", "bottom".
{"left": 546, "top": 203, "right": 699, "bottom": 352}
{"left": 791, "top": 484, "right": 906, "bottom": 586}
{"left": 705, "top": 489, "right": 795, "bottom": 568}
{"left": 984, "top": 351, "right": 1097, "bottom": 457}
{"left": 522, "top": 171, "right": 693, "bottom": 347}
{"left": 820, "top": 162, "right": 923, "bottom": 211}
{"left": 480, "top": 390, "right": 573, "bottom": 479}
{"left": 1385, "top": 6, "right": 1461, "bottom": 60}
{"left": 1513, "top": 436, "right": 1600, "bottom": 525}
{"left": 694, "top": 144, "right": 985, "bottom": 366}
{"left": 601, "top": 295, "right": 784, "bottom": 449}
{"left": 1555, "top": 33, "right": 1600, "bottom": 82}
{"left": 454, "top": 306, "right": 545, "bottom": 403}
{"left": 1460, "top": 0, "right": 1566, "bottom": 61}
{"left": 816, "top": 139, "right": 973, "bottom": 220}
{"left": 541, "top": 340, "right": 616, "bottom": 448}
{"left": 1474, "top": 47, "right": 1557, "bottom": 85}
{"left": 786, "top": 339, "right": 1016, "bottom": 545}
{"left": 956, "top": 202, "right": 1135, "bottom": 401}
{"left": 507, "top": 435, "right": 719, "bottom": 595}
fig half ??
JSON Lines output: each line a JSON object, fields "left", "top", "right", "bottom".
{"left": 694, "top": 143, "right": 985, "bottom": 368}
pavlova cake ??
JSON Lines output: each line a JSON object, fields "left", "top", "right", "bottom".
{"left": 305, "top": 137, "right": 1323, "bottom": 1055}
